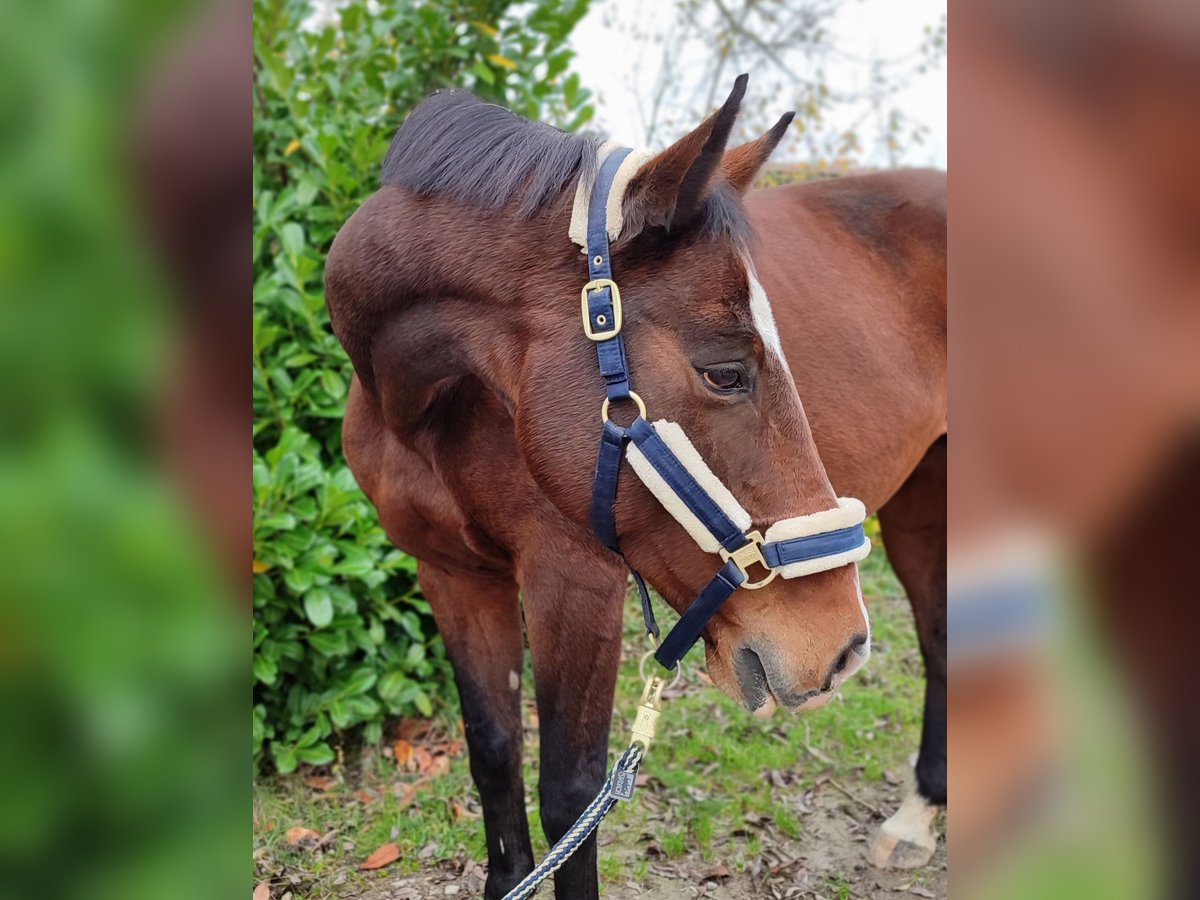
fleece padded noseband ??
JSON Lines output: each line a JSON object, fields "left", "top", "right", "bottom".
{"left": 578, "top": 146, "right": 871, "bottom": 670}
{"left": 627, "top": 420, "right": 871, "bottom": 572}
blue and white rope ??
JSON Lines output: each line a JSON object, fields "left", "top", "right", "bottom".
{"left": 502, "top": 744, "right": 645, "bottom": 900}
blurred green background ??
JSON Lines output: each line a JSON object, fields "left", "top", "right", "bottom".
{"left": 0, "top": 0, "right": 244, "bottom": 897}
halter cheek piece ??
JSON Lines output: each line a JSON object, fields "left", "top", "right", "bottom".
{"left": 582, "top": 147, "right": 871, "bottom": 671}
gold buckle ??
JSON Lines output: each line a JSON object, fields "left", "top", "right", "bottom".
{"left": 581, "top": 279, "right": 622, "bottom": 341}
{"left": 719, "top": 530, "right": 778, "bottom": 590}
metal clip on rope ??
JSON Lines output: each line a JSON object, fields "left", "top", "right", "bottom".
{"left": 502, "top": 651, "right": 674, "bottom": 899}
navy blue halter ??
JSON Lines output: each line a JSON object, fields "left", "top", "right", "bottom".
{"left": 581, "top": 148, "right": 866, "bottom": 671}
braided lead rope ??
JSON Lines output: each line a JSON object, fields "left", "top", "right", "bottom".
{"left": 502, "top": 744, "right": 645, "bottom": 900}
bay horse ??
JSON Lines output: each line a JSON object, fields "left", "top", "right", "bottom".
{"left": 325, "top": 77, "right": 946, "bottom": 898}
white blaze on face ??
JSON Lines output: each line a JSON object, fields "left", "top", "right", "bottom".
{"left": 853, "top": 566, "right": 872, "bottom": 649}
{"left": 742, "top": 255, "right": 788, "bottom": 368}
{"left": 848, "top": 565, "right": 872, "bottom": 681}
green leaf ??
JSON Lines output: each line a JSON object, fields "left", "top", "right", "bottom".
{"left": 413, "top": 690, "right": 433, "bottom": 717}
{"left": 272, "top": 745, "right": 298, "bottom": 774}
{"left": 563, "top": 72, "right": 581, "bottom": 107}
{"left": 308, "top": 630, "right": 349, "bottom": 657}
{"left": 377, "top": 670, "right": 407, "bottom": 703}
{"left": 320, "top": 369, "right": 346, "bottom": 398}
{"left": 283, "top": 566, "right": 316, "bottom": 593}
{"left": 258, "top": 513, "right": 296, "bottom": 531}
{"left": 253, "top": 652, "right": 278, "bottom": 686}
{"left": 304, "top": 589, "right": 334, "bottom": 627}
{"left": 279, "top": 222, "right": 305, "bottom": 259}
{"left": 471, "top": 61, "right": 495, "bottom": 85}
{"left": 296, "top": 743, "right": 336, "bottom": 765}
{"left": 364, "top": 720, "right": 383, "bottom": 745}
{"left": 336, "top": 667, "right": 377, "bottom": 697}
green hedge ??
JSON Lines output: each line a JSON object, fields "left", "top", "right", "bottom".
{"left": 252, "top": 0, "right": 594, "bottom": 772}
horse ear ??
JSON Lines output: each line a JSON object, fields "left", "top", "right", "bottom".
{"left": 722, "top": 112, "right": 796, "bottom": 194}
{"left": 620, "top": 74, "right": 748, "bottom": 237}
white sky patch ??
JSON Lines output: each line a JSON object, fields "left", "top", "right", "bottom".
{"left": 571, "top": 0, "right": 946, "bottom": 168}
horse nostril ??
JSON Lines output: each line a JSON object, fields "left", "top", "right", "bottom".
{"left": 832, "top": 635, "right": 869, "bottom": 677}
{"left": 734, "top": 646, "right": 770, "bottom": 709}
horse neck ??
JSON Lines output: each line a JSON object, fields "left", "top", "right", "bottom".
{"left": 353, "top": 190, "right": 574, "bottom": 441}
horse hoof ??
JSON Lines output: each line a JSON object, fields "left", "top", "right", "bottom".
{"left": 867, "top": 790, "right": 941, "bottom": 870}
{"left": 867, "top": 829, "right": 937, "bottom": 869}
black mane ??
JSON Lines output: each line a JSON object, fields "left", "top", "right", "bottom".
{"left": 381, "top": 90, "right": 751, "bottom": 241}
{"left": 382, "top": 91, "right": 602, "bottom": 216}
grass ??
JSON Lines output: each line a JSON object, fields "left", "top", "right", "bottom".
{"left": 253, "top": 535, "right": 926, "bottom": 897}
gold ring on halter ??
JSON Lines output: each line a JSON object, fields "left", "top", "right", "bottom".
{"left": 639, "top": 649, "right": 683, "bottom": 690}
{"left": 600, "top": 390, "right": 646, "bottom": 424}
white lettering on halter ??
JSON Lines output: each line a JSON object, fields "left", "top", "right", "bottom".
{"left": 742, "top": 256, "right": 788, "bottom": 367}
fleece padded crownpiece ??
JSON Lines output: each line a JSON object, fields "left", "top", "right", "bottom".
{"left": 568, "top": 143, "right": 657, "bottom": 250}
{"left": 625, "top": 420, "right": 752, "bottom": 553}
{"left": 764, "top": 498, "right": 872, "bottom": 578}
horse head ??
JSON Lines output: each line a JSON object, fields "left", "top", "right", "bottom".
{"left": 328, "top": 76, "right": 870, "bottom": 717}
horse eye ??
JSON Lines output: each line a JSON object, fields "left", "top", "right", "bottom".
{"left": 701, "top": 366, "right": 744, "bottom": 391}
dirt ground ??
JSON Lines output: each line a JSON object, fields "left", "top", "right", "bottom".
{"left": 352, "top": 779, "right": 945, "bottom": 900}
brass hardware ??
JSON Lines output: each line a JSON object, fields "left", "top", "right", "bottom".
{"left": 593, "top": 255, "right": 603, "bottom": 266}
{"left": 719, "top": 530, "right": 778, "bottom": 590}
{"left": 596, "top": 314, "right": 607, "bottom": 325}
{"left": 580, "top": 278, "right": 622, "bottom": 341}
{"left": 630, "top": 671, "right": 666, "bottom": 751}
{"left": 600, "top": 390, "right": 646, "bottom": 424}
{"left": 639, "top": 647, "right": 683, "bottom": 686}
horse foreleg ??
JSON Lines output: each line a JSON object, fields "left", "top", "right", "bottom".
{"left": 520, "top": 550, "right": 626, "bottom": 900}
{"left": 872, "top": 435, "right": 947, "bottom": 869}
{"left": 418, "top": 561, "right": 534, "bottom": 897}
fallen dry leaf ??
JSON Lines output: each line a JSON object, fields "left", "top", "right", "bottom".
{"left": 393, "top": 739, "right": 414, "bottom": 767}
{"left": 253, "top": 883, "right": 270, "bottom": 900}
{"left": 701, "top": 862, "right": 731, "bottom": 882}
{"left": 285, "top": 827, "right": 321, "bottom": 849}
{"left": 451, "top": 801, "right": 480, "bottom": 823}
{"left": 359, "top": 842, "right": 401, "bottom": 870}
{"left": 304, "top": 775, "right": 335, "bottom": 791}
{"left": 353, "top": 789, "right": 375, "bottom": 805}
{"left": 413, "top": 746, "right": 434, "bottom": 773}
{"left": 395, "top": 718, "right": 432, "bottom": 741}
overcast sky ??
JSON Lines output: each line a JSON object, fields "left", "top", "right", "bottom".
{"left": 570, "top": 0, "right": 947, "bottom": 169}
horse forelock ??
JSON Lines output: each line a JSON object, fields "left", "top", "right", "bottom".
{"left": 380, "top": 91, "right": 752, "bottom": 244}
{"left": 381, "top": 91, "right": 603, "bottom": 217}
